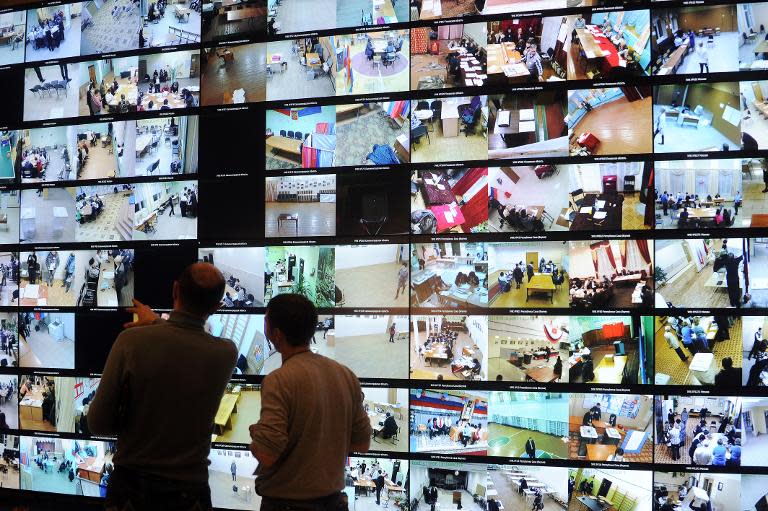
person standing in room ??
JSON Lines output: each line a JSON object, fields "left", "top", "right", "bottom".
{"left": 45, "top": 250, "right": 60, "bottom": 287}
{"left": 723, "top": 253, "right": 744, "bottom": 307}
{"left": 669, "top": 420, "right": 682, "bottom": 461}
{"left": 374, "top": 470, "right": 385, "bottom": 505}
{"left": 714, "top": 357, "right": 740, "bottom": 386}
{"left": 389, "top": 322, "right": 396, "bottom": 343}
{"left": 179, "top": 188, "right": 188, "bottom": 217}
{"left": 696, "top": 42, "right": 709, "bottom": 73}
{"left": 526, "top": 261, "right": 535, "bottom": 282}
{"left": 525, "top": 436, "right": 536, "bottom": 458}
{"left": 395, "top": 262, "right": 408, "bottom": 300}
{"left": 248, "top": 293, "right": 371, "bottom": 511}
{"left": 27, "top": 251, "right": 38, "bottom": 285}
{"left": 663, "top": 326, "right": 688, "bottom": 361}
{"left": 230, "top": 460, "right": 237, "bottom": 482}
{"left": 87, "top": 263, "right": 238, "bottom": 510}
{"left": 654, "top": 110, "right": 666, "bottom": 146}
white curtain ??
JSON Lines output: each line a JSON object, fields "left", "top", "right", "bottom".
{"left": 595, "top": 245, "right": 615, "bottom": 277}
{"left": 695, "top": 171, "right": 709, "bottom": 197}
{"left": 625, "top": 240, "right": 646, "bottom": 273}
{"left": 717, "top": 170, "right": 735, "bottom": 198}
{"left": 668, "top": 170, "right": 685, "bottom": 195}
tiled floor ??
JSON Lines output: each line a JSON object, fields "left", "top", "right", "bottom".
{"left": 653, "top": 105, "right": 738, "bottom": 153}
{"left": 570, "top": 97, "right": 653, "bottom": 156}
{"left": 19, "top": 327, "right": 75, "bottom": 370}
{"left": 0, "top": 42, "right": 24, "bottom": 66}
{"left": 202, "top": 1, "right": 266, "bottom": 42}
{"left": 201, "top": 43, "right": 267, "bottom": 106}
{"left": 318, "top": 331, "right": 409, "bottom": 379}
{"left": 25, "top": 24, "right": 82, "bottom": 62}
{"left": 210, "top": 469, "right": 260, "bottom": 510}
{"left": 336, "top": 262, "right": 409, "bottom": 308}
{"left": 20, "top": 188, "right": 77, "bottom": 244}
{"left": 274, "top": 0, "right": 336, "bottom": 33}
{"left": 488, "top": 422, "right": 568, "bottom": 459}
{"left": 410, "top": 119, "right": 487, "bottom": 163}
{"left": 0, "top": 205, "right": 20, "bottom": 245}
{"left": 676, "top": 33, "right": 739, "bottom": 75}
{"left": 135, "top": 125, "right": 185, "bottom": 177}
{"left": 20, "top": 278, "right": 77, "bottom": 307}
{"left": 144, "top": 6, "right": 202, "bottom": 48}
{"left": 742, "top": 106, "right": 768, "bottom": 150}
{"left": 740, "top": 35, "right": 768, "bottom": 69}
{"left": 216, "top": 390, "right": 261, "bottom": 444}
{"left": 265, "top": 202, "right": 335, "bottom": 238}
{"left": 23, "top": 65, "right": 79, "bottom": 121}
{"left": 266, "top": 40, "right": 335, "bottom": 100}
{"left": 80, "top": 0, "right": 141, "bottom": 55}
{"left": 656, "top": 316, "right": 742, "bottom": 386}
{"left": 654, "top": 416, "right": 698, "bottom": 464}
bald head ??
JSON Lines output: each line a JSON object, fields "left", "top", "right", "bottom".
{"left": 175, "top": 262, "right": 225, "bottom": 317}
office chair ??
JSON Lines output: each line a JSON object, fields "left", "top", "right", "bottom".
{"left": 411, "top": 124, "right": 429, "bottom": 145}
{"left": 279, "top": 130, "right": 287, "bottom": 137}
{"left": 415, "top": 100, "right": 430, "bottom": 111}
{"left": 294, "top": 131, "right": 303, "bottom": 140}
{"left": 460, "top": 106, "right": 481, "bottom": 137}
{"left": 287, "top": 130, "right": 294, "bottom": 139}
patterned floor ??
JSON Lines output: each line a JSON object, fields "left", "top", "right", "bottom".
{"left": 80, "top": 0, "right": 141, "bottom": 54}
{"left": 75, "top": 192, "right": 133, "bottom": 242}
{"left": 336, "top": 106, "right": 408, "bottom": 166}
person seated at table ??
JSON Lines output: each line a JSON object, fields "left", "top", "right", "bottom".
{"left": 160, "top": 98, "right": 171, "bottom": 111}
{"left": 574, "top": 14, "right": 586, "bottom": 29}
{"left": 467, "top": 271, "right": 480, "bottom": 287}
{"left": 118, "top": 94, "right": 130, "bottom": 113}
{"left": 378, "top": 412, "right": 398, "bottom": 440}
{"left": 183, "top": 90, "right": 195, "bottom": 108}
{"left": 365, "top": 39, "right": 374, "bottom": 60}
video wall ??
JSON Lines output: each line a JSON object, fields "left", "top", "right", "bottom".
{"left": 0, "top": 0, "right": 767, "bottom": 509}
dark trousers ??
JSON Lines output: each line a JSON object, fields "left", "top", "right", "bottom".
{"left": 700, "top": 62, "right": 709, "bottom": 73}
{"left": 34, "top": 66, "right": 44, "bottom": 83}
{"left": 261, "top": 493, "right": 348, "bottom": 511}
{"left": 60, "top": 63, "right": 69, "bottom": 80}
{"left": 105, "top": 466, "right": 212, "bottom": 511}
{"left": 674, "top": 347, "right": 688, "bottom": 361}
{"left": 376, "top": 488, "right": 382, "bottom": 505}
{"left": 671, "top": 444, "right": 680, "bottom": 460}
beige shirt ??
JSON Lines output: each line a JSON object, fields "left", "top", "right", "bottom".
{"left": 88, "top": 312, "right": 238, "bottom": 482}
{"left": 250, "top": 351, "right": 371, "bottom": 499}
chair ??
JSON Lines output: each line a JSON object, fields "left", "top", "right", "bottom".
{"left": 412, "top": 125, "right": 430, "bottom": 146}
{"left": 279, "top": 130, "right": 287, "bottom": 137}
{"left": 372, "top": 54, "right": 382, "bottom": 70}
{"left": 569, "top": 189, "right": 585, "bottom": 209}
{"left": 287, "top": 130, "right": 295, "bottom": 139}
{"left": 460, "top": 103, "right": 481, "bottom": 137}
{"left": 294, "top": 131, "right": 303, "bottom": 140}
{"left": 359, "top": 191, "right": 388, "bottom": 235}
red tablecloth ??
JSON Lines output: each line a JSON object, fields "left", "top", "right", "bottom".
{"left": 431, "top": 203, "right": 466, "bottom": 232}
{"left": 586, "top": 25, "right": 621, "bottom": 69}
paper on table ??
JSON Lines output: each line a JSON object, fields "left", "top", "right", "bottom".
{"left": 37, "top": 298, "right": 47, "bottom": 306}
{"left": 519, "top": 120, "right": 536, "bottom": 132}
{"left": 436, "top": 184, "right": 445, "bottom": 190}
{"left": 444, "top": 211, "right": 454, "bottom": 222}
{"left": 595, "top": 200, "right": 606, "bottom": 209}
{"left": 473, "top": 79, "right": 484, "bottom": 86}
{"left": 594, "top": 212, "right": 607, "bottom": 219}
{"left": 619, "top": 58, "right": 627, "bottom": 67}
{"left": 580, "top": 207, "right": 592, "bottom": 214}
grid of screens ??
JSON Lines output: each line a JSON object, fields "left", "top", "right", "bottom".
{"left": 0, "top": 0, "right": 767, "bottom": 510}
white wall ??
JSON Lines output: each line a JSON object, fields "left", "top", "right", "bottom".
{"left": 698, "top": 473, "right": 740, "bottom": 511}
{"left": 27, "top": 127, "right": 68, "bottom": 149}
{"left": 144, "top": 51, "right": 197, "bottom": 79}
{"left": 201, "top": 247, "right": 265, "bottom": 299}
{"left": 741, "top": 475, "right": 768, "bottom": 511}
{"left": 336, "top": 315, "right": 389, "bottom": 337}
{"left": 463, "top": 22, "right": 487, "bottom": 46}
{"left": 489, "top": 243, "right": 566, "bottom": 273}
{"left": 208, "top": 449, "right": 258, "bottom": 476}
{"left": 541, "top": 17, "right": 567, "bottom": 54}
{"left": 336, "top": 244, "right": 398, "bottom": 270}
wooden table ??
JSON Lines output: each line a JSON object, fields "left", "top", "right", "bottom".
{"left": 306, "top": 52, "right": 321, "bottom": 68}
{"left": 277, "top": 213, "right": 298, "bottom": 235}
{"left": 77, "top": 457, "right": 104, "bottom": 483}
{"left": 174, "top": 4, "right": 192, "bottom": 20}
{"left": 754, "top": 40, "right": 768, "bottom": 54}
{"left": 141, "top": 91, "right": 186, "bottom": 111}
{"left": 586, "top": 443, "right": 617, "bottom": 461}
{"left": 19, "top": 387, "right": 45, "bottom": 421}
{"left": 688, "top": 207, "right": 717, "bottom": 220}
{"left": 266, "top": 135, "right": 302, "bottom": 163}
{"left": 751, "top": 214, "right": 768, "bottom": 227}
{"left": 135, "top": 134, "right": 153, "bottom": 157}
{"left": 526, "top": 274, "right": 556, "bottom": 303}
{"left": 214, "top": 393, "right": 240, "bottom": 434}
{"left": 571, "top": 193, "right": 622, "bottom": 231}
{"left": 525, "top": 365, "right": 557, "bottom": 382}
{"left": 372, "top": 0, "right": 396, "bottom": 21}
{"left": 226, "top": 7, "right": 266, "bottom": 21}
{"left": 20, "top": 283, "right": 49, "bottom": 307}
